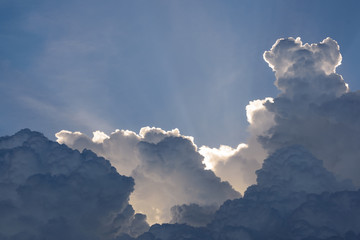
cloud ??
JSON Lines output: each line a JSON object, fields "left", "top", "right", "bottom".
{"left": 56, "top": 127, "right": 240, "bottom": 224}
{"left": 0, "top": 129, "right": 148, "bottom": 239}
{"left": 4, "top": 37, "right": 360, "bottom": 240}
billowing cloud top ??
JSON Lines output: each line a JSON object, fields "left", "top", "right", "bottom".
{"left": 264, "top": 37, "right": 348, "bottom": 101}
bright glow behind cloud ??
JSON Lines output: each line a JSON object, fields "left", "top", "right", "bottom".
{"left": 92, "top": 130, "right": 110, "bottom": 143}
{"left": 246, "top": 97, "right": 274, "bottom": 124}
{"left": 199, "top": 144, "right": 247, "bottom": 170}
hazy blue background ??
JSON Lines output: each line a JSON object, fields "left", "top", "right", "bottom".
{"left": 1, "top": 0, "right": 360, "bottom": 147}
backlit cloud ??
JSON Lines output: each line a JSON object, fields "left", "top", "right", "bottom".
{"left": 56, "top": 127, "right": 240, "bottom": 224}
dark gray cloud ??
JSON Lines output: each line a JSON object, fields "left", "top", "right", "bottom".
{"left": 0, "top": 129, "right": 148, "bottom": 240}
{"left": 120, "top": 224, "right": 214, "bottom": 240}
{"left": 170, "top": 204, "right": 218, "bottom": 227}
{"left": 209, "top": 145, "right": 356, "bottom": 239}
{"left": 253, "top": 145, "right": 353, "bottom": 195}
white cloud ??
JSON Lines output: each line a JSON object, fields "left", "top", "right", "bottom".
{"left": 92, "top": 130, "right": 110, "bottom": 143}
{"left": 197, "top": 97, "right": 274, "bottom": 194}
{"left": 199, "top": 144, "right": 248, "bottom": 170}
{"left": 245, "top": 97, "right": 274, "bottom": 124}
{"left": 263, "top": 37, "right": 348, "bottom": 101}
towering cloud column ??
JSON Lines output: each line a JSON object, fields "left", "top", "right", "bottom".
{"left": 200, "top": 37, "right": 360, "bottom": 190}
{"left": 260, "top": 37, "right": 360, "bottom": 185}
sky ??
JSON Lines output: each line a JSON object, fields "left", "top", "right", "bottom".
{"left": 2, "top": 1, "right": 360, "bottom": 239}
{"left": 1, "top": 0, "right": 360, "bottom": 148}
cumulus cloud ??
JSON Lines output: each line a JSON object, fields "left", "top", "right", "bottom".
{"left": 0, "top": 129, "right": 148, "bottom": 240}
{"left": 56, "top": 127, "right": 185, "bottom": 177}
{"left": 264, "top": 37, "right": 348, "bottom": 101}
{"left": 56, "top": 127, "right": 240, "bottom": 224}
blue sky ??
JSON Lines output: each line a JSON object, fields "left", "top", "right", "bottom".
{"left": 1, "top": 0, "right": 360, "bottom": 147}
